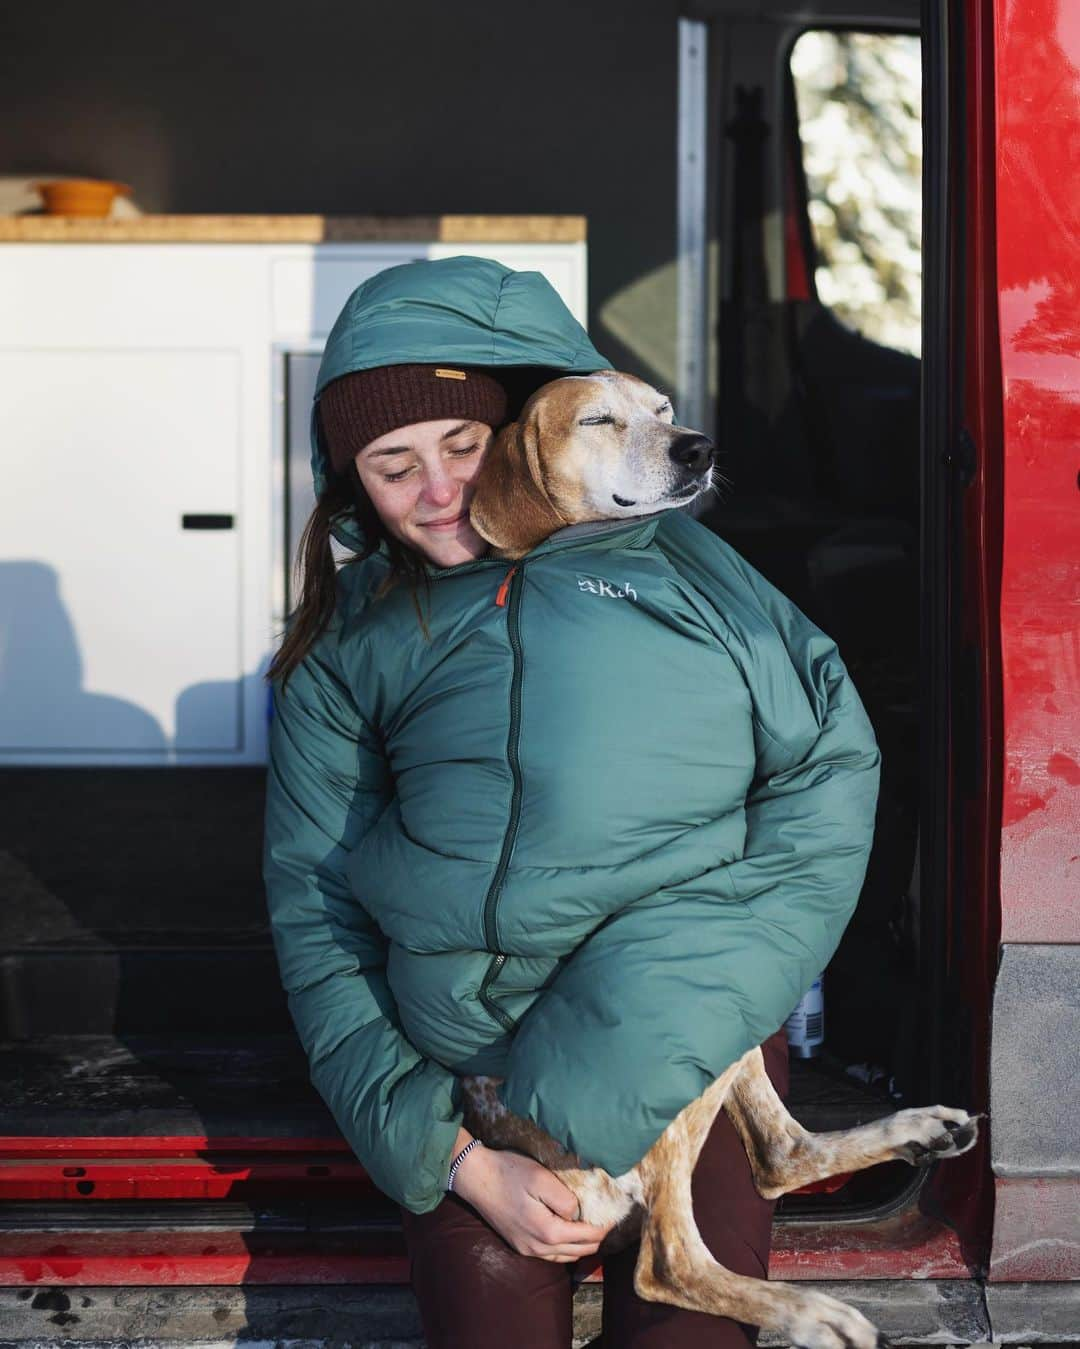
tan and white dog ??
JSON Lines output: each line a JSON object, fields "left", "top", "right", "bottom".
{"left": 463, "top": 371, "right": 980, "bottom": 1349}
{"left": 470, "top": 369, "right": 718, "bottom": 557}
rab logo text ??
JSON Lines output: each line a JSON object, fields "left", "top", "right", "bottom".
{"left": 577, "top": 575, "right": 638, "bottom": 602}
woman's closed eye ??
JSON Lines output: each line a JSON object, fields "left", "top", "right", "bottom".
{"left": 383, "top": 443, "right": 481, "bottom": 482}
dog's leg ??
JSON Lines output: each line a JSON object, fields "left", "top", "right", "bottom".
{"left": 634, "top": 1059, "right": 884, "bottom": 1349}
{"left": 460, "top": 1074, "right": 645, "bottom": 1237}
{"left": 461, "top": 1074, "right": 581, "bottom": 1172}
{"left": 724, "top": 1048, "right": 981, "bottom": 1200}
{"left": 464, "top": 1063, "right": 888, "bottom": 1343}
{"left": 461, "top": 1055, "right": 755, "bottom": 1238}
{"left": 635, "top": 1198, "right": 884, "bottom": 1348}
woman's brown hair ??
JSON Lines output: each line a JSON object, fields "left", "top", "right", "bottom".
{"left": 264, "top": 461, "right": 432, "bottom": 689}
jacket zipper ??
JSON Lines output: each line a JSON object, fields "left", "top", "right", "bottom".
{"left": 478, "top": 563, "right": 527, "bottom": 1033}
{"left": 494, "top": 565, "right": 518, "bottom": 606}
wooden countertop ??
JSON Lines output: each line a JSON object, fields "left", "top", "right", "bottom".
{"left": 0, "top": 214, "right": 587, "bottom": 243}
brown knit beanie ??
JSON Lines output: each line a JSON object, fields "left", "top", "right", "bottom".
{"left": 318, "top": 364, "right": 510, "bottom": 475}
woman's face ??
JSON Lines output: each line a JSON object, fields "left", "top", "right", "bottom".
{"left": 353, "top": 418, "right": 494, "bottom": 567}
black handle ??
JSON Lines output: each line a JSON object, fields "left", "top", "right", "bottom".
{"left": 182, "top": 514, "right": 235, "bottom": 530}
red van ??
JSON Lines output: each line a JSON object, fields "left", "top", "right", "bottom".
{"left": 1, "top": 0, "right": 1076, "bottom": 1342}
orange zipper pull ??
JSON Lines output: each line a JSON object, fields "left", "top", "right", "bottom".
{"left": 495, "top": 565, "right": 518, "bottom": 607}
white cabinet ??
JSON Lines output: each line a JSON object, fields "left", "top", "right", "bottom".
{"left": 0, "top": 349, "right": 242, "bottom": 755}
{"left": 0, "top": 235, "right": 588, "bottom": 766}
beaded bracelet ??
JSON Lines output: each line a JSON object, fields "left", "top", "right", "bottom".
{"left": 447, "top": 1137, "right": 483, "bottom": 1192}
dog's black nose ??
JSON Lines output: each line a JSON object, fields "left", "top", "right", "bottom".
{"left": 668, "top": 433, "right": 716, "bottom": 474}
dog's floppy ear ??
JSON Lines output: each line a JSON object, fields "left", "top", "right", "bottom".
{"left": 469, "top": 415, "right": 566, "bottom": 560}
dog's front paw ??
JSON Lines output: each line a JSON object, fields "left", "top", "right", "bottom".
{"left": 787, "top": 1288, "right": 883, "bottom": 1349}
{"left": 886, "top": 1107, "right": 982, "bottom": 1166}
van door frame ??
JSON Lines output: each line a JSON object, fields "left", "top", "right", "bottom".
{"left": 680, "top": 0, "right": 998, "bottom": 1268}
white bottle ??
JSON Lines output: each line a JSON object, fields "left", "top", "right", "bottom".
{"left": 785, "top": 976, "right": 825, "bottom": 1059}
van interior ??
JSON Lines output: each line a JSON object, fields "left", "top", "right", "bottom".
{"left": 1, "top": 0, "right": 947, "bottom": 1245}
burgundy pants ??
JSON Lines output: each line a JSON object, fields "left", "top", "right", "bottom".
{"left": 401, "top": 1029, "right": 790, "bottom": 1349}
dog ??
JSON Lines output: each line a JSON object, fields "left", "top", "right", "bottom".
{"left": 469, "top": 370, "right": 717, "bottom": 557}
{"left": 460, "top": 370, "right": 980, "bottom": 1349}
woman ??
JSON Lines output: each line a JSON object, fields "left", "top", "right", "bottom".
{"left": 262, "top": 256, "right": 880, "bottom": 1348}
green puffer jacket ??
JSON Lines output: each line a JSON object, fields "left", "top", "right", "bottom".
{"left": 262, "top": 256, "right": 881, "bottom": 1214}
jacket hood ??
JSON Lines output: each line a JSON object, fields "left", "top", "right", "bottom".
{"left": 311, "top": 255, "right": 613, "bottom": 551}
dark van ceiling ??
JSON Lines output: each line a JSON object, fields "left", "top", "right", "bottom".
{"left": 686, "top": 0, "right": 919, "bottom": 25}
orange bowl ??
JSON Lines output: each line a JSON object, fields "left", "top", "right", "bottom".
{"left": 34, "top": 179, "right": 133, "bottom": 217}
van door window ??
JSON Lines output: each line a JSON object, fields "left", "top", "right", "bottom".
{"left": 790, "top": 31, "right": 922, "bottom": 357}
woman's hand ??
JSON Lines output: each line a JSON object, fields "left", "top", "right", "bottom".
{"left": 451, "top": 1144, "right": 614, "bottom": 1262}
